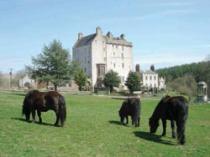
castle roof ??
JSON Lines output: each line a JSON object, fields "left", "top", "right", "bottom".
{"left": 74, "top": 28, "right": 132, "bottom": 48}
{"left": 74, "top": 34, "right": 96, "bottom": 48}
{"left": 104, "top": 36, "right": 132, "bottom": 47}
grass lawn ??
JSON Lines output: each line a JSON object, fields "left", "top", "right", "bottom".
{"left": 0, "top": 91, "right": 210, "bottom": 157}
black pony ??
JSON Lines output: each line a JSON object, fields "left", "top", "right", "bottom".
{"left": 22, "top": 90, "right": 66, "bottom": 127}
{"left": 149, "top": 95, "right": 188, "bottom": 144}
{"left": 119, "top": 98, "right": 141, "bottom": 127}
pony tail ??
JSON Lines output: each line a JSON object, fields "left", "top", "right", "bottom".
{"left": 59, "top": 95, "right": 67, "bottom": 126}
{"left": 22, "top": 94, "right": 31, "bottom": 121}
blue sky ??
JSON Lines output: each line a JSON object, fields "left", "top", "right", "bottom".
{"left": 0, "top": 0, "right": 210, "bottom": 73}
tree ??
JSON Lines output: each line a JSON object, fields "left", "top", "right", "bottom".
{"left": 167, "top": 75, "right": 197, "bottom": 98}
{"left": 27, "top": 40, "right": 71, "bottom": 91}
{"left": 74, "top": 69, "right": 87, "bottom": 91}
{"left": 125, "top": 72, "right": 141, "bottom": 93}
{"left": 103, "top": 70, "right": 120, "bottom": 93}
{"left": 205, "top": 54, "right": 210, "bottom": 61}
{"left": 157, "top": 61, "right": 210, "bottom": 97}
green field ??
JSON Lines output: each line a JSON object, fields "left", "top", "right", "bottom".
{"left": 0, "top": 91, "right": 210, "bottom": 157}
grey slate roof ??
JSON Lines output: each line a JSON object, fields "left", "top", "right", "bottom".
{"left": 74, "top": 34, "right": 96, "bottom": 48}
{"left": 143, "top": 70, "right": 157, "bottom": 75}
{"left": 104, "top": 36, "right": 132, "bottom": 47}
{"left": 74, "top": 33, "right": 132, "bottom": 48}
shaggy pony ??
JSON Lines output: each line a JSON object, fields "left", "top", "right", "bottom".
{"left": 119, "top": 98, "right": 141, "bottom": 127}
{"left": 149, "top": 95, "right": 188, "bottom": 144}
{"left": 22, "top": 90, "right": 66, "bottom": 127}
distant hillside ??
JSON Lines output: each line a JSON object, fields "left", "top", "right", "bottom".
{"left": 157, "top": 61, "right": 210, "bottom": 96}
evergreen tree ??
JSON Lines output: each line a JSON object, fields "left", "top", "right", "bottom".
{"left": 125, "top": 72, "right": 141, "bottom": 93}
{"left": 27, "top": 40, "right": 71, "bottom": 91}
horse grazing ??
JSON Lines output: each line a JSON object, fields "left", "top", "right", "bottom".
{"left": 119, "top": 98, "right": 141, "bottom": 127}
{"left": 149, "top": 95, "right": 188, "bottom": 144}
{"left": 22, "top": 90, "right": 66, "bottom": 127}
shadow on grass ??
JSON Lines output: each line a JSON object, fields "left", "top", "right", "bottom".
{"left": 134, "top": 131, "right": 175, "bottom": 145}
{"left": 109, "top": 120, "right": 129, "bottom": 127}
{"left": 11, "top": 117, "right": 55, "bottom": 127}
{"left": 109, "top": 120, "right": 122, "bottom": 125}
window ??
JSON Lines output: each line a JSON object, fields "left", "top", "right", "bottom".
{"left": 145, "top": 76, "right": 147, "bottom": 80}
{"left": 122, "top": 63, "right": 124, "bottom": 68}
{"left": 150, "top": 76, "right": 152, "bottom": 80}
{"left": 97, "top": 64, "right": 105, "bottom": 77}
{"left": 121, "top": 53, "right": 124, "bottom": 58}
{"left": 113, "top": 63, "right": 116, "bottom": 68}
{"left": 154, "top": 76, "right": 156, "bottom": 80}
{"left": 113, "top": 52, "right": 115, "bottom": 56}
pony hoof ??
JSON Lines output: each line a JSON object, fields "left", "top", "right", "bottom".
{"left": 179, "top": 139, "right": 186, "bottom": 145}
{"left": 54, "top": 123, "right": 59, "bottom": 127}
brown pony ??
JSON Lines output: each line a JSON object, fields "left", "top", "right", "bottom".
{"left": 22, "top": 90, "right": 66, "bottom": 127}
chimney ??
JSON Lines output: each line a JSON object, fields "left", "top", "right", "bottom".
{"left": 106, "top": 32, "right": 113, "bottom": 38}
{"left": 135, "top": 64, "right": 140, "bottom": 73}
{"left": 120, "top": 34, "right": 125, "bottom": 40}
{"left": 96, "top": 26, "right": 102, "bottom": 35}
{"left": 150, "top": 65, "right": 155, "bottom": 71}
{"left": 78, "top": 33, "right": 83, "bottom": 40}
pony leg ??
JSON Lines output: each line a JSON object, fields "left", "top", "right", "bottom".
{"left": 133, "top": 115, "right": 139, "bottom": 127}
{"left": 161, "top": 119, "right": 166, "bottom": 136}
{"left": 137, "top": 117, "right": 140, "bottom": 127}
{"left": 54, "top": 112, "right": 60, "bottom": 126}
{"left": 131, "top": 116, "right": 135, "bottom": 125}
{"left": 25, "top": 112, "right": 30, "bottom": 122}
{"left": 31, "top": 109, "right": 36, "bottom": 122}
{"left": 37, "top": 110, "right": 42, "bottom": 123}
{"left": 126, "top": 116, "right": 129, "bottom": 124}
{"left": 171, "top": 120, "right": 176, "bottom": 138}
{"left": 176, "top": 120, "right": 186, "bottom": 145}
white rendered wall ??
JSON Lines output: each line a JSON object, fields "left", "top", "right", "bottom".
{"left": 91, "top": 34, "right": 106, "bottom": 87}
{"left": 106, "top": 44, "right": 132, "bottom": 84}
{"left": 73, "top": 45, "right": 92, "bottom": 77}
{"left": 142, "top": 73, "right": 159, "bottom": 88}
